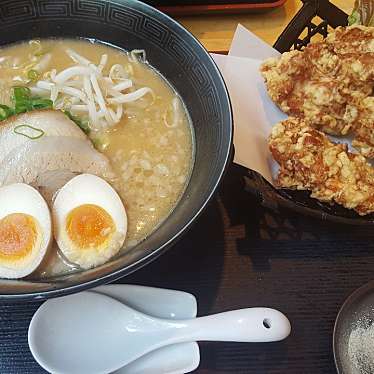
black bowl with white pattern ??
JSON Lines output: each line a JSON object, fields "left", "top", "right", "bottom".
{"left": 0, "top": 0, "right": 233, "bottom": 300}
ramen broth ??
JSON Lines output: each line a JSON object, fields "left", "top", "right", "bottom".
{"left": 0, "top": 39, "right": 193, "bottom": 277}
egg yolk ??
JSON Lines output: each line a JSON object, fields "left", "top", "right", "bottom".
{"left": 0, "top": 213, "right": 38, "bottom": 260}
{"left": 66, "top": 204, "right": 115, "bottom": 249}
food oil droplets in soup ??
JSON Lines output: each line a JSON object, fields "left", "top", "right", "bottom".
{"left": 0, "top": 39, "right": 193, "bottom": 277}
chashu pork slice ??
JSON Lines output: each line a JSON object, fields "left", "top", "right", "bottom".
{"left": 0, "top": 136, "right": 118, "bottom": 204}
{"left": 0, "top": 110, "right": 87, "bottom": 164}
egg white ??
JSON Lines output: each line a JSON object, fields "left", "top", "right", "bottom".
{"left": 0, "top": 183, "right": 52, "bottom": 279}
{"left": 52, "top": 174, "right": 127, "bottom": 269}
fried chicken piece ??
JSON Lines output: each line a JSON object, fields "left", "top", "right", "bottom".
{"left": 269, "top": 117, "right": 374, "bottom": 215}
{"left": 326, "top": 26, "right": 374, "bottom": 84}
{"left": 261, "top": 25, "right": 374, "bottom": 136}
{"left": 325, "top": 25, "right": 374, "bottom": 55}
{"left": 352, "top": 97, "right": 374, "bottom": 158}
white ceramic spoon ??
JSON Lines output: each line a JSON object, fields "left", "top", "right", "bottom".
{"left": 93, "top": 284, "right": 200, "bottom": 374}
{"left": 29, "top": 292, "right": 291, "bottom": 374}
{"left": 29, "top": 284, "right": 199, "bottom": 374}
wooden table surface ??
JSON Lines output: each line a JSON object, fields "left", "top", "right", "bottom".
{"left": 176, "top": 0, "right": 353, "bottom": 52}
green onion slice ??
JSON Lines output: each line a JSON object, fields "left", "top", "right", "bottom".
{"left": 14, "top": 124, "right": 45, "bottom": 140}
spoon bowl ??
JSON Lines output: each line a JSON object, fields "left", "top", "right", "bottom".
{"left": 93, "top": 285, "right": 200, "bottom": 374}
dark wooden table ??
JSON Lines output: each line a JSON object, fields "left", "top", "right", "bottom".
{"left": 1, "top": 163, "right": 374, "bottom": 373}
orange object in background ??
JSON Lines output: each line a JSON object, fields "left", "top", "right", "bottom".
{"left": 144, "top": 0, "right": 287, "bottom": 15}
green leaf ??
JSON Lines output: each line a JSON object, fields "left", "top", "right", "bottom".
{"left": 0, "top": 86, "right": 55, "bottom": 121}
{"left": 13, "top": 86, "right": 33, "bottom": 114}
{"left": 0, "top": 105, "right": 14, "bottom": 120}
{"left": 63, "top": 110, "right": 90, "bottom": 134}
{"left": 31, "top": 98, "right": 53, "bottom": 110}
{"left": 11, "top": 86, "right": 53, "bottom": 115}
{"left": 13, "top": 86, "right": 31, "bottom": 102}
{"left": 349, "top": 0, "right": 374, "bottom": 26}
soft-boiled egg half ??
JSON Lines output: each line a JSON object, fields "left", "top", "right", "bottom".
{"left": 0, "top": 183, "right": 52, "bottom": 279}
{"left": 52, "top": 174, "right": 127, "bottom": 269}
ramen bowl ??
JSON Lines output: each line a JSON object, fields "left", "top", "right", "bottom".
{"left": 0, "top": 0, "right": 232, "bottom": 300}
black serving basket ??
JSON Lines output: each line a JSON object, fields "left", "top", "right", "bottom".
{"left": 244, "top": 0, "right": 374, "bottom": 225}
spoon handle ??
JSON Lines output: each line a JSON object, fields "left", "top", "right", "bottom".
{"left": 178, "top": 308, "right": 290, "bottom": 343}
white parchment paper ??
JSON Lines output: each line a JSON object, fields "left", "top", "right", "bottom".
{"left": 211, "top": 24, "right": 287, "bottom": 184}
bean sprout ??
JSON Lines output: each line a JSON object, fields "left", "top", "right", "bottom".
{"left": 163, "top": 97, "right": 182, "bottom": 128}
{"left": 31, "top": 48, "right": 153, "bottom": 130}
{"left": 33, "top": 53, "right": 52, "bottom": 72}
{"left": 108, "top": 88, "right": 153, "bottom": 105}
